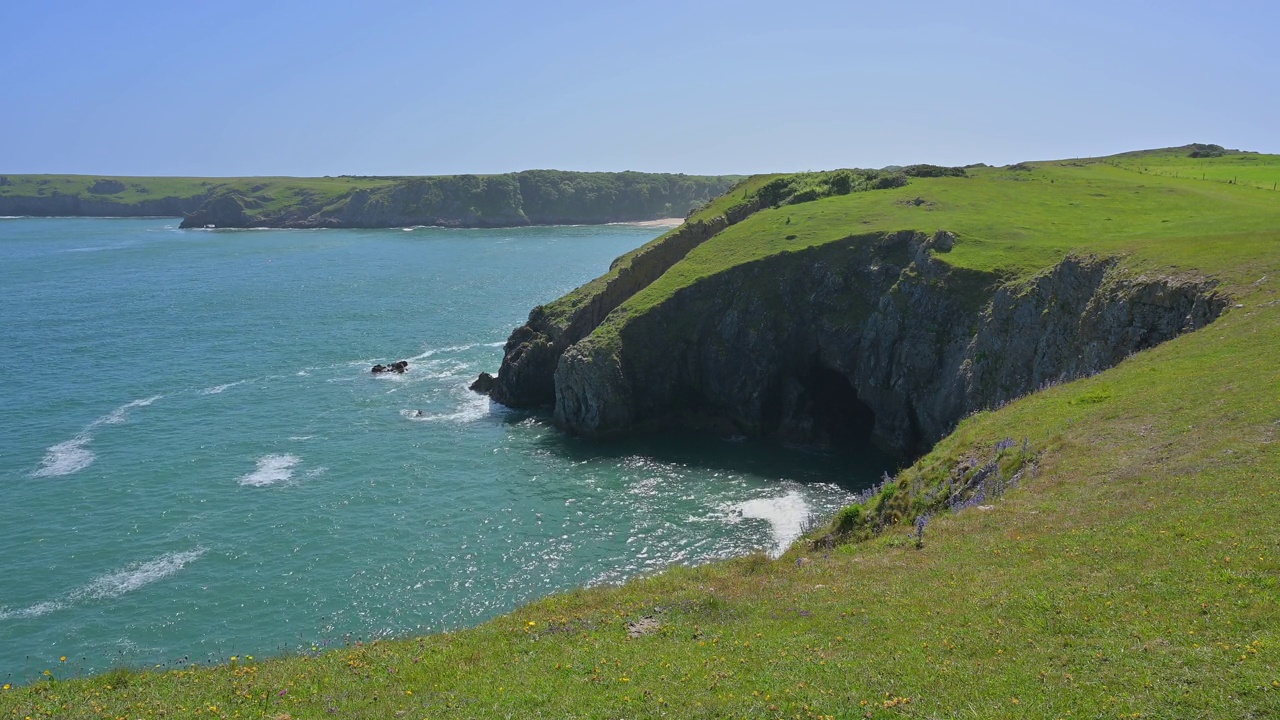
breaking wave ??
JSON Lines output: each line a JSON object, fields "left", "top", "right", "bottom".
{"left": 0, "top": 549, "right": 207, "bottom": 621}
{"left": 32, "top": 395, "right": 163, "bottom": 478}
{"left": 239, "top": 454, "right": 301, "bottom": 487}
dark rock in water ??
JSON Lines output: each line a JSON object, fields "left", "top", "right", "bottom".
{"left": 371, "top": 360, "right": 409, "bottom": 374}
{"left": 372, "top": 364, "right": 387, "bottom": 373}
{"left": 469, "top": 372, "right": 496, "bottom": 394}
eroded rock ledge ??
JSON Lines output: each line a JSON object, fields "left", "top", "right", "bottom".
{"left": 492, "top": 230, "right": 1226, "bottom": 458}
{"left": 489, "top": 216, "right": 733, "bottom": 407}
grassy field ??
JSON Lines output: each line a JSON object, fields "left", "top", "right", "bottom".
{"left": 3, "top": 148, "right": 1278, "bottom": 718}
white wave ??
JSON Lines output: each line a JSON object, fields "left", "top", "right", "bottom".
{"left": 288, "top": 435, "right": 314, "bottom": 441}
{"left": 401, "top": 391, "right": 503, "bottom": 424}
{"left": 33, "top": 395, "right": 163, "bottom": 477}
{"left": 70, "top": 549, "right": 207, "bottom": 600}
{"left": 61, "top": 243, "right": 136, "bottom": 254}
{"left": 32, "top": 436, "right": 95, "bottom": 478}
{"left": 239, "top": 454, "right": 301, "bottom": 487}
{"left": 200, "top": 381, "right": 244, "bottom": 395}
{"left": 0, "top": 600, "right": 66, "bottom": 620}
{"left": 0, "top": 549, "right": 206, "bottom": 621}
{"left": 96, "top": 395, "right": 163, "bottom": 426}
{"left": 731, "top": 490, "right": 811, "bottom": 558}
{"left": 405, "top": 341, "right": 505, "bottom": 362}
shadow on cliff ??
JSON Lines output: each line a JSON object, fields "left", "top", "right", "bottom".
{"left": 508, "top": 409, "right": 899, "bottom": 492}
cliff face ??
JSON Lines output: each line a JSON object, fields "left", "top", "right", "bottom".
{"left": 536, "top": 231, "right": 1224, "bottom": 458}
{"left": 489, "top": 216, "right": 731, "bottom": 407}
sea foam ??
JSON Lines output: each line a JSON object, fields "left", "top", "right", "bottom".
{"left": 402, "top": 390, "right": 500, "bottom": 424}
{"left": 31, "top": 395, "right": 163, "bottom": 478}
{"left": 239, "top": 454, "right": 301, "bottom": 486}
{"left": 0, "top": 549, "right": 206, "bottom": 621}
{"left": 98, "top": 395, "right": 162, "bottom": 425}
{"left": 732, "top": 490, "right": 811, "bottom": 558}
{"left": 200, "top": 381, "right": 245, "bottom": 395}
{"left": 0, "top": 600, "right": 66, "bottom": 621}
{"left": 32, "top": 436, "right": 96, "bottom": 478}
{"left": 70, "top": 549, "right": 208, "bottom": 600}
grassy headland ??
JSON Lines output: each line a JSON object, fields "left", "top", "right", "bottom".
{"left": 0, "top": 172, "right": 743, "bottom": 228}
{"left": 3, "top": 147, "right": 1278, "bottom": 718}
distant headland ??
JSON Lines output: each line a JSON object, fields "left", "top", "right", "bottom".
{"left": 0, "top": 171, "right": 742, "bottom": 229}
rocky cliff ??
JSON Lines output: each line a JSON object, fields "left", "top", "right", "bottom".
{"left": 493, "top": 230, "right": 1225, "bottom": 459}
{"left": 489, "top": 216, "right": 732, "bottom": 407}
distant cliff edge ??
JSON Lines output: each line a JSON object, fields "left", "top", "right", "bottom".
{"left": 177, "top": 171, "right": 740, "bottom": 229}
{"left": 0, "top": 171, "right": 741, "bottom": 229}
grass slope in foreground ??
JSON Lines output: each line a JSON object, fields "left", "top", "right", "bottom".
{"left": 3, "top": 148, "right": 1279, "bottom": 719}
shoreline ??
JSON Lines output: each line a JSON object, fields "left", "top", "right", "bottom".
{"left": 2, "top": 215, "right": 688, "bottom": 230}
{"left": 609, "top": 217, "right": 686, "bottom": 228}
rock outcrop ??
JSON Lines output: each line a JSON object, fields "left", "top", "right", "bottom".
{"left": 496, "top": 230, "right": 1226, "bottom": 459}
{"left": 488, "top": 215, "right": 735, "bottom": 408}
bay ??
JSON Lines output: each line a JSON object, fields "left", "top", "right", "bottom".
{"left": 0, "top": 218, "right": 888, "bottom": 682}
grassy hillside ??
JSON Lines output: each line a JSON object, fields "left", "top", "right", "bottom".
{"left": 591, "top": 150, "right": 1280, "bottom": 346}
{"left": 0, "top": 172, "right": 743, "bottom": 227}
{"left": 3, "top": 147, "right": 1278, "bottom": 718}
{"left": 0, "top": 174, "right": 396, "bottom": 208}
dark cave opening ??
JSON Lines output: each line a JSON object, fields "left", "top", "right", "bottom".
{"left": 800, "top": 364, "right": 877, "bottom": 450}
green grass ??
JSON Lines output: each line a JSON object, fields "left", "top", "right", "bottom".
{"left": 4, "top": 148, "right": 1279, "bottom": 718}
{"left": 1109, "top": 146, "right": 1280, "bottom": 192}
{"left": 0, "top": 174, "right": 397, "bottom": 207}
{"left": 587, "top": 150, "right": 1280, "bottom": 349}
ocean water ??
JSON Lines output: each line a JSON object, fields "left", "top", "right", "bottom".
{"left": 0, "top": 218, "right": 890, "bottom": 683}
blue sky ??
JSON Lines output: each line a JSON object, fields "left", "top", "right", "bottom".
{"left": 1, "top": 1, "right": 1275, "bottom": 176}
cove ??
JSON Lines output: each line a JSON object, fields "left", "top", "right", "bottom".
{"left": 0, "top": 218, "right": 888, "bottom": 682}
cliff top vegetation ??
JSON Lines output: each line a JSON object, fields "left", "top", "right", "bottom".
{"left": 582, "top": 147, "right": 1280, "bottom": 348}
{"left": 0, "top": 171, "right": 744, "bottom": 227}
{"left": 0, "top": 174, "right": 395, "bottom": 208}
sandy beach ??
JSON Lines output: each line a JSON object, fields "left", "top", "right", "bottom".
{"left": 613, "top": 217, "right": 686, "bottom": 228}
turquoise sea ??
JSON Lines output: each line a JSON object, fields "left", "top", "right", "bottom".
{"left": 0, "top": 218, "right": 889, "bottom": 683}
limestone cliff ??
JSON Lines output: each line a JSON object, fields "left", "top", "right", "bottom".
{"left": 497, "top": 230, "right": 1225, "bottom": 458}
{"left": 489, "top": 216, "right": 731, "bottom": 407}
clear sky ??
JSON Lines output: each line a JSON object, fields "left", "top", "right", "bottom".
{"left": 1, "top": 1, "right": 1275, "bottom": 176}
